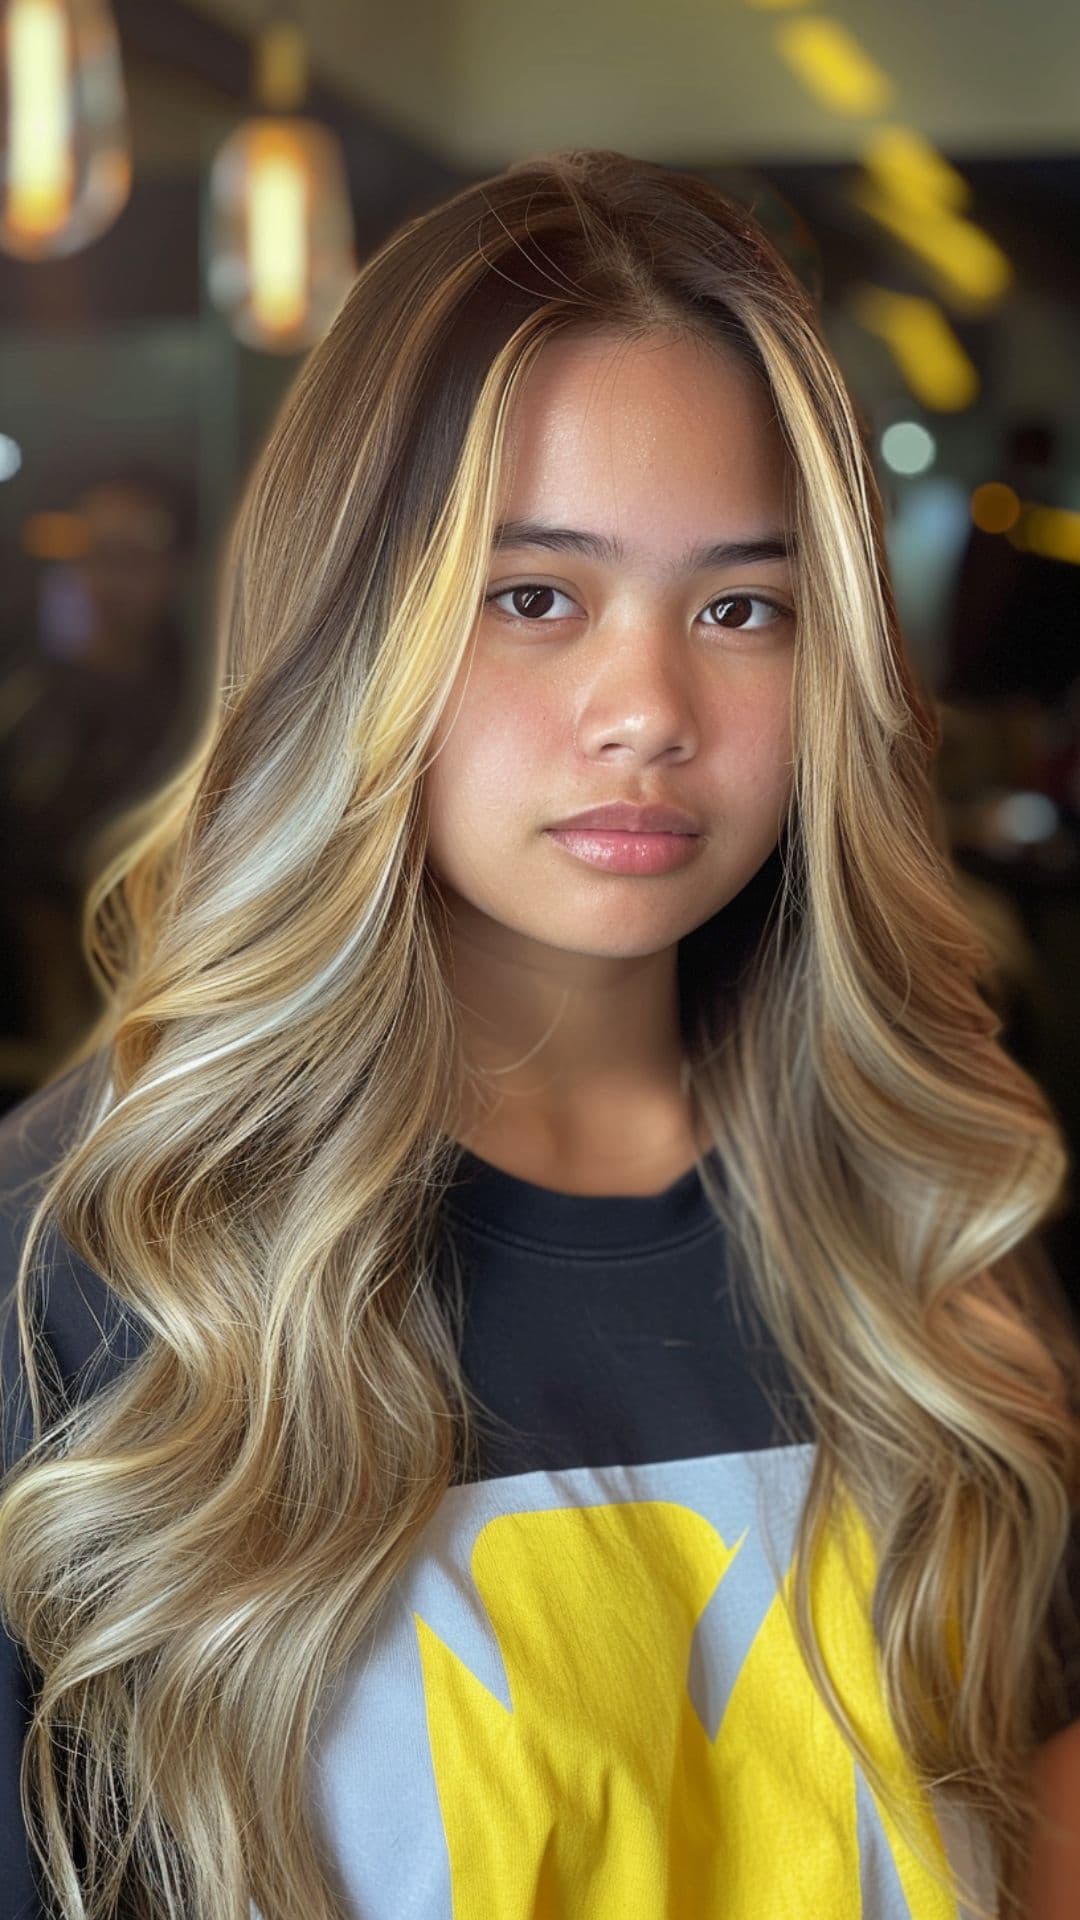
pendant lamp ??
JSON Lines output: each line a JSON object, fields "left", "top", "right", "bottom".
{"left": 0, "top": 0, "right": 131, "bottom": 259}
{"left": 206, "top": 11, "right": 357, "bottom": 353}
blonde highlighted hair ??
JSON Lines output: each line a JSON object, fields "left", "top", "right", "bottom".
{"left": 1, "top": 147, "right": 1078, "bottom": 1920}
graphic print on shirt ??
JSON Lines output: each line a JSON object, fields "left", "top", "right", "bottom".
{"left": 307, "top": 1444, "right": 992, "bottom": 1920}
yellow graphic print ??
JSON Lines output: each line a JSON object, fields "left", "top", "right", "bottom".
{"left": 415, "top": 1494, "right": 963, "bottom": 1918}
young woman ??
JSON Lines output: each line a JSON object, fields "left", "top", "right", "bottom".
{"left": 0, "top": 148, "right": 1078, "bottom": 1920}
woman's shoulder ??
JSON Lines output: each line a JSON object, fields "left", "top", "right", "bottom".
{"left": 0, "top": 1054, "right": 150, "bottom": 1477}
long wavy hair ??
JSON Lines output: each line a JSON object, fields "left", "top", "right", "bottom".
{"left": 1, "top": 147, "right": 1078, "bottom": 1920}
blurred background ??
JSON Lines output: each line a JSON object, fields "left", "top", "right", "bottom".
{"left": 1, "top": 0, "right": 1078, "bottom": 1301}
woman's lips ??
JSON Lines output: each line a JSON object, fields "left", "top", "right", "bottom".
{"left": 543, "top": 828, "right": 704, "bottom": 875}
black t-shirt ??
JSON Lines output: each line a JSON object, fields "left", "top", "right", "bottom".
{"left": 1, "top": 1062, "right": 1076, "bottom": 1919}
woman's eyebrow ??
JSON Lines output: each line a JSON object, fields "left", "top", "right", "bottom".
{"left": 490, "top": 519, "right": 797, "bottom": 576}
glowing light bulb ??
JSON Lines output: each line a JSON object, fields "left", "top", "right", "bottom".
{"left": 248, "top": 131, "right": 308, "bottom": 333}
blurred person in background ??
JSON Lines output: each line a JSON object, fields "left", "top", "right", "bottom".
{"left": 0, "top": 467, "right": 203, "bottom": 1081}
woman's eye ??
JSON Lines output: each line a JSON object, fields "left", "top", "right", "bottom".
{"left": 700, "top": 594, "right": 790, "bottom": 632}
{"left": 484, "top": 584, "right": 578, "bottom": 622}
{"left": 483, "top": 584, "right": 790, "bottom": 633}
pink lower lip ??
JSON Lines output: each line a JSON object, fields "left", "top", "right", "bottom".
{"left": 544, "top": 828, "right": 704, "bottom": 874}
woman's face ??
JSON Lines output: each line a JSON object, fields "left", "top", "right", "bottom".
{"left": 423, "top": 326, "right": 797, "bottom": 967}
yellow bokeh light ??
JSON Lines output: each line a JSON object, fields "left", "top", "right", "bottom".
{"left": 850, "top": 286, "right": 979, "bottom": 411}
{"left": 1009, "top": 505, "right": 1080, "bottom": 564}
{"left": 20, "top": 511, "right": 91, "bottom": 561}
{"left": 850, "top": 181, "right": 1012, "bottom": 306}
{"left": 773, "top": 18, "right": 893, "bottom": 115}
{"left": 860, "top": 127, "right": 970, "bottom": 216}
{"left": 970, "top": 484, "right": 1021, "bottom": 534}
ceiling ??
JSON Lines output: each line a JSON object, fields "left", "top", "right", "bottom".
{"left": 187, "top": 0, "right": 1080, "bottom": 169}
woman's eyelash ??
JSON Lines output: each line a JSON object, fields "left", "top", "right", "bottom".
{"left": 482, "top": 584, "right": 791, "bottom": 629}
